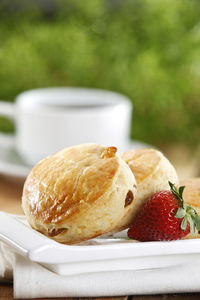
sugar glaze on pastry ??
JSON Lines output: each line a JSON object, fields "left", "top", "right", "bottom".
{"left": 22, "top": 143, "right": 137, "bottom": 244}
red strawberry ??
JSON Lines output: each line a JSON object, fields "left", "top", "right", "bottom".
{"left": 128, "top": 181, "right": 200, "bottom": 241}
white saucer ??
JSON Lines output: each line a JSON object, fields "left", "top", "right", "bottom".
{"left": 0, "top": 134, "right": 30, "bottom": 180}
{"left": 0, "top": 134, "right": 150, "bottom": 180}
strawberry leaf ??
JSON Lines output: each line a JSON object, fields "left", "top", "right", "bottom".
{"left": 188, "top": 215, "right": 195, "bottom": 235}
{"left": 175, "top": 207, "right": 186, "bottom": 218}
{"left": 194, "top": 215, "right": 200, "bottom": 231}
{"left": 183, "top": 202, "right": 187, "bottom": 210}
{"left": 181, "top": 216, "right": 188, "bottom": 231}
{"left": 170, "top": 181, "right": 200, "bottom": 236}
{"left": 169, "top": 181, "right": 184, "bottom": 203}
{"left": 178, "top": 186, "right": 185, "bottom": 198}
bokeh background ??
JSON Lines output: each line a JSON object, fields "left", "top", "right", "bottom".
{"left": 0, "top": 0, "right": 199, "bottom": 177}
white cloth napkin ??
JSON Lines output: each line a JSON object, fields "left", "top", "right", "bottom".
{"left": 0, "top": 242, "right": 13, "bottom": 282}
{"left": 1, "top": 242, "right": 200, "bottom": 298}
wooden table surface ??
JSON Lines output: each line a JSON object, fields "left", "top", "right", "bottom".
{"left": 1, "top": 175, "right": 200, "bottom": 300}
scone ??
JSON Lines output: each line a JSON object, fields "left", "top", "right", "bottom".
{"left": 180, "top": 178, "right": 200, "bottom": 239}
{"left": 22, "top": 143, "right": 137, "bottom": 244}
{"left": 121, "top": 148, "right": 179, "bottom": 221}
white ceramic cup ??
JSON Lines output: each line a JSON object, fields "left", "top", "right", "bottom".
{"left": 0, "top": 87, "right": 132, "bottom": 165}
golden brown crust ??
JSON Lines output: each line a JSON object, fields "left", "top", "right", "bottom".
{"left": 121, "top": 148, "right": 161, "bottom": 183}
{"left": 180, "top": 178, "right": 200, "bottom": 210}
{"left": 22, "top": 143, "right": 137, "bottom": 244}
{"left": 121, "top": 148, "right": 178, "bottom": 224}
{"left": 23, "top": 144, "right": 119, "bottom": 225}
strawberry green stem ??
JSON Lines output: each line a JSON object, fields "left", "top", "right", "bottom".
{"left": 168, "top": 181, "right": 200, "bottom": 235}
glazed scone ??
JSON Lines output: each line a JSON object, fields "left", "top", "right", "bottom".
{"left": 22, "top": 143, "right": 137, "bottom": 244}
{"left": 180, "top": 178, "right": 200, "bottom": 239}
{"left": 121, "top": 148, "right": 179, "bottom": 221}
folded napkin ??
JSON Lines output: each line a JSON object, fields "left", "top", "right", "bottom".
{"left": 1, "top": 245, "right": 200, "bottom": 298}
{"left": 1, "top": 216, "right": 200, "bottom": 298}
{"left": 0, "top": 242, "right": 13, "bottom": 282}
{"left": 13, "top": 255, "right": 200, "bottom": 299}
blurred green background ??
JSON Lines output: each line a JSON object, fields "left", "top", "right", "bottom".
{"left": 0, "top": 0, "right": 200, "bottom": 149}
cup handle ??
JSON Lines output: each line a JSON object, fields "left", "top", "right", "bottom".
{"left": 0, "top": 101, "right": 15, "bottom": 147}
{"left": 0, "top": 101, "right": 15, "bottom": 119}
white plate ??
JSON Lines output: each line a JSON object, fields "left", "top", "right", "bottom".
{"left": 0, "top": 134, "right": 150, "bottom": 180}
{"left": 1, "top": 212, "right": 200, "bottom": 276}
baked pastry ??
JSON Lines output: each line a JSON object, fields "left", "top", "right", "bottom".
{"left": 22, "top": 143, "right": 137, "bottom": 244}
{"left": 180, "top": 178, "right": 200, "bottom": 239}
{"left": 121, "top": 148, "right": 179, "bottom": 221}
